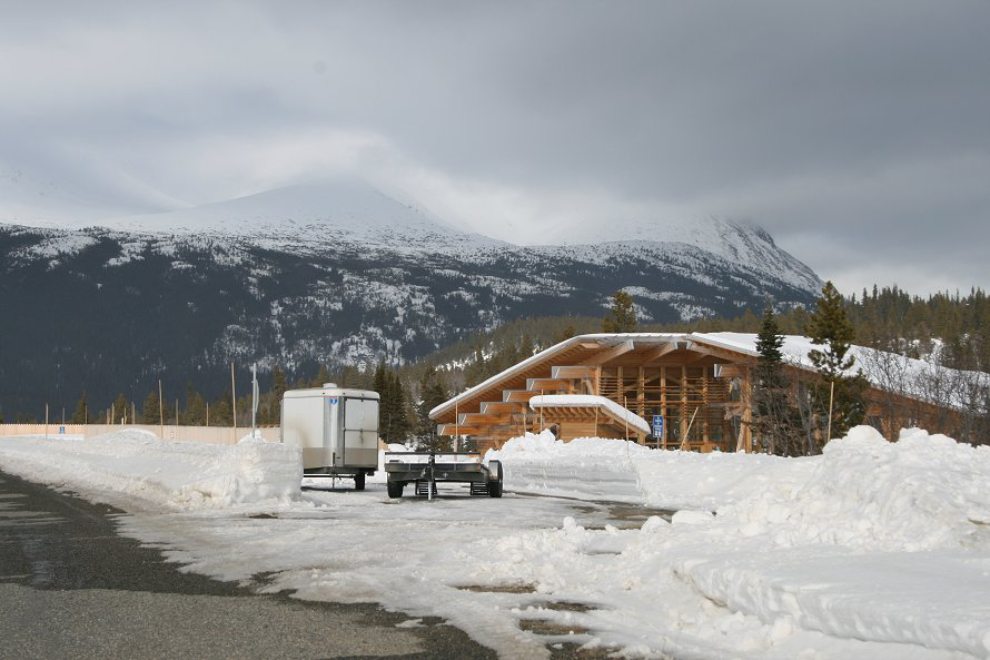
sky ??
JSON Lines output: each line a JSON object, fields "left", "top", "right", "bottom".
{"left": 1, "top": 1, "right": 988, "bottom": 296}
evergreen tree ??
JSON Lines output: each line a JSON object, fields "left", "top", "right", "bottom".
{"left": 555, "top": 324, "right": 577, "bottom": 343}
{"left": 271, "top": 366, "right": 288, "bottom": 423}
{"left": 384, "top": 370, "right": 412, "bottom": 444}
{"left": 70, "top": 393, "right": 89, "bottom": 424}
{"left": 805, "top": 282, "right": 869, "bottom": 445}
{"left": 111, "top": 393, "right": 129, "bottom": 424}
{"left": 311, "top": 364, "right": 331, "bottom": 387}
{"left": 183, "top": 383, "right": 207, "bottom": 425}
{"left": 603, "top": 291, "right": 637, "bottom": 333}
{"left": 808, "top": 282, "right": 857, "bottom": 379}
{"left": 753, "top": 303, "right": 800, "bottom": 455}
{"left": 210, "top": 392, "right": 233, "bottom": 426}
{"left": 415, "top": 367, "right": 450, "bottom": 450}
{"left": 372, "top": 359, "right": 389, "bottom": 401}
{"left": 142, "top": 390, "right": 161, "bottom": 425}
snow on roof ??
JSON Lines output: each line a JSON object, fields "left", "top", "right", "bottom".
{"left": 430, "top": 331, "right": 988, "bottom": 420}
{"left": 697, "top": 332, "right": 988, "bottom": 409}
{"left": 529, "top": 394, "right": 652, "bottom": 435}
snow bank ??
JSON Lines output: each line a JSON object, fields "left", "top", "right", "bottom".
{"left": 489, "top": 430, "right": 813, "bottom": 510}
{"left": 0, "top": 429, "right": 301, "bottom": 510}
{"left": 483, "top": 426, "right": 990, "bottom": 658}
{"left": 723, "top": 426, "right": 990, "bottom": 552}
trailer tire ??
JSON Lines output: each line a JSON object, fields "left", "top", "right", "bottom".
{"left": 486, "top": 460, "right": 503, "bottom": 498}
{"left": 487, "top": 479, "right": 503, "bottom": 498}
{"left": 354, "top": 472, "right": 366, "bottom": 491}
{"left": 387, "top": 480, "right": 404, "bottom": 499}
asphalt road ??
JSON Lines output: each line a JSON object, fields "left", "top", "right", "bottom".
{"left": 0, "top": 470, "right": 499, "bottom": 660}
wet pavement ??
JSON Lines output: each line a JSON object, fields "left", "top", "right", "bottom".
{"left": 1, "top": 470, "right": 676, "bottom": 660}
{"left": 0, "top": 470, "right": 496, "bottom": 660}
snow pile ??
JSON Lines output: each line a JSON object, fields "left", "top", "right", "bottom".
{"left": 0, "top": 429, "right": 301, "bottom": 510}
{"left": 477, "top": 427, "right": 990, "bottom": 658}
{"left": 6, "top": 425, "right": 990, "bottom": 659}
{"left": 723, "top": 426, "right": 990, "bottom": 552}
{"left": 490, "top": 430, "right": 814, "bottom": 510}
{"left": 487, "top": 431, "right": 656, "bottom": 503}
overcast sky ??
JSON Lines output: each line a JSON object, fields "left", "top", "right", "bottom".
{"left": 1, "top": 1, "right": 988, "bottom": 295}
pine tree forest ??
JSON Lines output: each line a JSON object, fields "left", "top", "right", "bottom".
{"left": 6, "top": 286, "right": 987, "bottom": 444}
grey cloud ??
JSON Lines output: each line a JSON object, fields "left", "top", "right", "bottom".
{"left": 0, "top": 0, "right": 987, "bottom": 293}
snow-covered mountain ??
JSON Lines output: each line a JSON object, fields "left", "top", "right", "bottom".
{"left": 98, "top": 179, "right": 503, "bottom": 250}
{"left": 0, "top": 178, "right": 821, "bottom": 414}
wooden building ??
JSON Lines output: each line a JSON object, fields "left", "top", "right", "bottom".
{"left": 429, "top": 332, "right": 966, "bottom": 454}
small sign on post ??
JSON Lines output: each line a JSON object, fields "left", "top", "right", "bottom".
{"left": 652, "top": 414, "right": 664, "bottom": 439}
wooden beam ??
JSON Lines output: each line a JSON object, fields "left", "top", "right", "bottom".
{"left": 682, "top": 351, "right": 712, "bottom": 364}
{"left": 660, "top": 365, "right": 667, "bottom": 449}
{"left": 582, "top": 340, "right": 635, "bottom": 366}
{"left": 640, "top": 343, "right": 678, "bottom": 363}
{"left": 457, "top": 413, "right": 506, "bottom": 426}
{"left": 690, "top": 343, "right": 757, "bottom": 364}
{"left": 437, "top": 425, "right": 482, "bottom": 436}
{"left": 504, "top": 390, "right": 540, "bottom": 403}
{"left": 637, "top": 366, "right": 645, "bottom": 417}
{"left": 526, "top": 378, "right": 571, "bottom": 391}
{"left": 551, "top": 365, "right": 598, "bottom": 380}
{"left": 481, "top": 401, "right": 523, "bottom": 414}
{"left": 716, "top": 364, "right": 748, "bottom": 379}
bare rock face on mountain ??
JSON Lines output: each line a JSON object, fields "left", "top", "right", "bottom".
{"left": 0, "top": 178, "right": 821, "bottom": 412}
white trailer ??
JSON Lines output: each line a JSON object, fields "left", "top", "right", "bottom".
{"left": 280, "top": 384, "right": 380, "bottom": 490}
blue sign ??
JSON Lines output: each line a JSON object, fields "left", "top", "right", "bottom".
{"left": 59, "top": 426, "right": 66, "bottom": 434}
{"left": 652, "top": 415, "right": 664, "bottom": 437}
{"left": 328, "top": 397, "right": 339, "bottom": 405}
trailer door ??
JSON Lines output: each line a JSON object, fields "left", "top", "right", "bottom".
{"left": 342, "top": 397, "right": 379, "bottom": 468}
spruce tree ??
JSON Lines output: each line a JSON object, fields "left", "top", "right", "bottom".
{"left": 311, "top": 364, "right": 331, "bottom": 387}
{"left": 808, "top": 282, "right": 856, "bottom": 378}
{"left": 603, "top": 291, "right": 637, "bottom": 333}
{"left": 184, "top": 383, "right": 207, "bottom": 425}
{"left": 753, "top": 303, "right": 799, "bottom": 455}
{"left": 271, "top": 366, "right": 288, "bottom": 423}
{"left": 415, "top": 367, "right": 450, "bottom": 450}
{"left": 70, "top": 393, "right": 89, "bottom": 424}
{"left": 210, "top": 392, "right": 233, "bottom": 426}
{"left": 112, "top": 393, "right": 128, "bottom": 424}
{"left": 372, "top": 359, "right": 389, "bottom": 401}
{"left": 806, "top": 281, "right": 869, "bottom": 445}
{"left": 384, "top": 370, "right": 412, "bottom": 444}
{"left": 142, "top": 390, "right": 161, "bottom": 425}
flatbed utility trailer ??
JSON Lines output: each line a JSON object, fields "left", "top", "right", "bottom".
{"left": 384, "top": 452, "right": 503, "bottom": 499}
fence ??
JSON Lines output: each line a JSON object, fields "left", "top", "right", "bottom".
{"left": 0, "top": 423, "right": 280, "bottom": 446}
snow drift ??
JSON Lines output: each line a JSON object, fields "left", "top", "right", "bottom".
{"left": 0, "top": 429, "right": 301, "bottom": 510}
{"left": 483, "top": 426, "right": 990, "bottom": 658}
{"left": 488, "top": 430, "right": 815, "bottom": 511}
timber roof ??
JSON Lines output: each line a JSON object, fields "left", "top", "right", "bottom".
{"left": 429, "top": 332, "right": 987, "bottom": 421}
{"left": 429, "top": 332, "right": 756, "bottom": 421}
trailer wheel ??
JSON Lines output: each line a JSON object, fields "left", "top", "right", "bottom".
{"left": 354, "top": 472, "right": 366, "bottom": 491}
{"left": 487, "top": 479, "right": 503, "bottom": 498}
{"left": 387, "top": 480, "right": 404, "bottom": 499}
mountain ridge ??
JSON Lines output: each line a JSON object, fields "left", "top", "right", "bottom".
{"left": 0, "top": 180, "right": 822, "bottom": 416}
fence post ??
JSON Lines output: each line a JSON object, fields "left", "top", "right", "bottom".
{"left": 231, "top": 362, "right": 237, "bottom": 445}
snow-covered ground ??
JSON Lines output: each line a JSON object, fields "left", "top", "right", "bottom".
{"left": 1, "top": 427, "right": 989, "bottom": 660}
